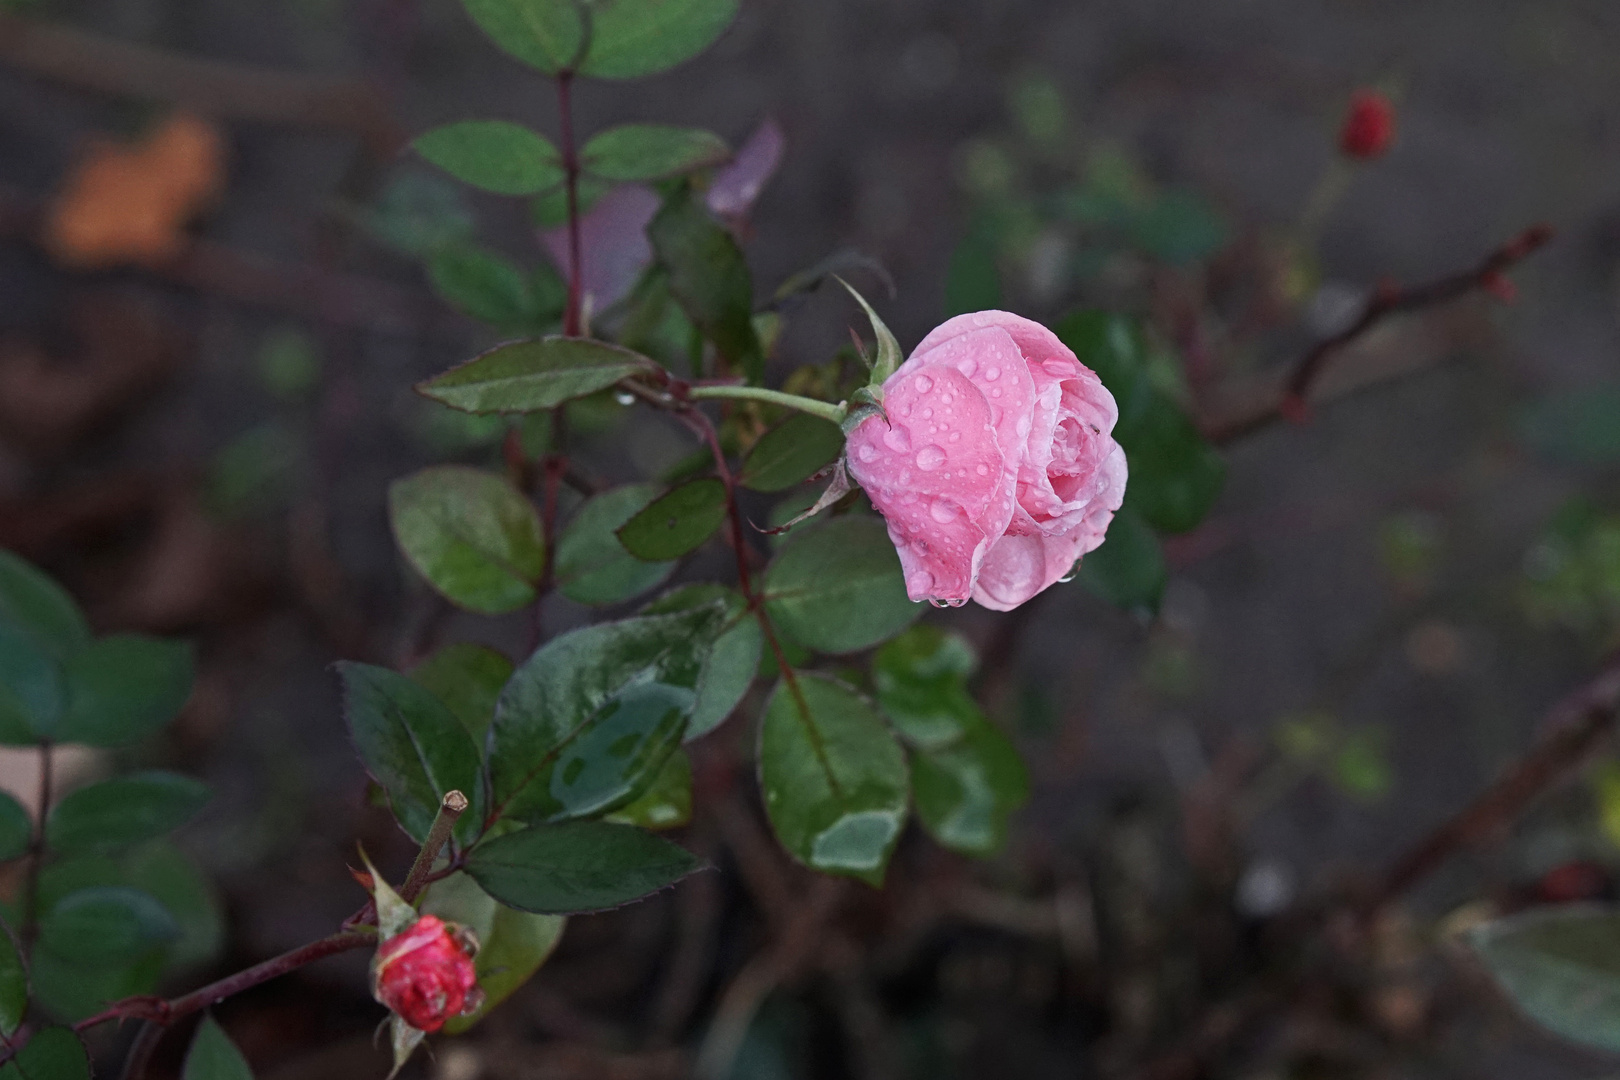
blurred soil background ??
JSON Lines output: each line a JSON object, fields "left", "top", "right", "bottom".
{"left": 5, "top": 0, "right": 1620, "bottom": 1077}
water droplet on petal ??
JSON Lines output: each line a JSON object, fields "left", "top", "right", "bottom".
{"left": 948, "top": 432, "right": 961, "bottom": 443}
{"left": 976, "top": 464, "right": 989, "bottom": 475}
{"left": 857, "top": 444, "right": 878, "bottom": 462}
{"left": 929, "top": 499, "right": 959, "bottom": 523}
{"left": 985, "top": 366, "right": 1000, "bottom": 381}
{"left": 913, "top": 374, "right": 934, "bottom": 394}
{"left": 916, "top": 445, "right": 947, "bottom": 470}
{"left": 884, "top": 427, "right": 911, "bottom": 452}
{"left": 922, "top": 408, "right": 933, "bottom": 420}
{"left": 991, "top": 387, "right": 1003, "bottom": 398}
{"left": 906, "top": 570, "right": 934, "bottom": 595}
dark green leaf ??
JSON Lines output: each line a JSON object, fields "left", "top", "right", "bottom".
{"left": 759, "top": 673, "right": 908, "bottom": 884}
{"left": 642, "top": 584, "right": 759, "bottom": 739}
{"left": 417, "top": 337, "right": 653, "bottom": 414}
{"left": 1467, "top": 905, "right": 1620, "bottom": 1052}
{"left": 389, "top": 466, "right": 546, "bottom": 615}
{"left": 0, "top": 551, "right": 89, "bottom": 661}
{"left": 423, "top": 872, "right": 565, "bottom": 1033}
{"left": 459, "top": 0, "right": 585, "bottom": 74}
{"left": 466, "top": 821, "right": 700, "bottom": 913}
{"left": 649, "top": 189, "right": 762, "bottom": 382}
{"left": 0, "top": 1029, "right": 90, "bottom": 1080}
{"left": 581, "top": 125, "right": 730, "bottom": 182}
{"left": 616, "top": 478, "right": 728, "bottom": 561}
{"left": 409, "top": 642, "right": 514, "bottom": 742}
{"left": 47, "top": 772, "right": 210, "bottom": 856}
{"left": 605, "top": 748, "right": 692, "bottom": 829}
{"left": 0, "top": 621, "right": 61, "bottom": 743}
{"left": 428, "top": 244, "right": 541, "bottom": 330}
{"left": 0, "top": 931, "right": 22, "bottom": 1036}
{"left": 578, "top": 0, "right": 738, "bottom": 79}
{"left": 339, "top": 662, "right": 485, "bottom": 847}
{"left": 59, "top": 635, "right": 193, "bottom": 747}
{"left": 488, "top": 606, "right": 724, "bottom": 824}
{"left": 910, "top": 712, "right": 1028, "bottom": 857}
{"left": 414, "top": 121, "right": 563, "bottom": 195}
{"left": 0, "top": 791, "right": 27, "bottom": 862}
{"left": 530, "top": 174, "right": 612, "bottom": 229}
{"left": 555, "top": 484, "right": 676, "bottom": 606}
{"left": 1522, "top": 385, "right": 1620, "bottom": 466}
{"left": 184, "top": 1016, "right": 254, "bottom": 1080}
{"left": 1130, "top": 189, "right": 1229, "bottom": 266}
{"left": 124, "top": 842, "right": 225, "bottom": 972}
{"left": 763, "top": 516, "right": 921, "bottom": 654}
{"left": 871, "top": 625, "right": 979, "bottom": 749}
{"left": 1077, "top": 507, "right": 1166, "bottom": 613}
{"left": 738, "top": 414, "right": 845, "bottom": 493}
{"left": 38, "top": 886, "right": 177, "bottom": 964}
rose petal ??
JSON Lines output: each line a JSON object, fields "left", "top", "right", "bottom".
{"left": 538, "top": 184, "right": 660, "bottom": 312}
{"left": 971, "top": 528, "right": 1091, "bottom": 612}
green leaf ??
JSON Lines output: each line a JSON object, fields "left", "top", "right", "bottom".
{"left": 641, "top": 584, "right": 759, "bottom": 740}
{"left": 648, "top": 188, "right": 762, "bottom": 382}
{"left": 417, "top": 337, "right": 653, "bottom": 414}
{"left": 577, "top": 0, "right": 738, "bottom": 79}
{"left": 871, "top": 625, "right": 979, "bottom": 750}
{"left": 759, "top": 673, "right": 908, "bottom": 884}
{"left": 0, "top": 792, "right": 26, "bottom": 862}
{"left": 616, "top": 478, "right": 728, "bottom": 561}
{"left": 910, "top": 712, "right": 1027, "bottom": 857}
{"left": 837, "top": 277, "right": 902, "bottom": 385}
{"left": 389, "top": 466, "right": 546, "bottom": 615}
{"left": 459, "top": 0, "right": 585, "bottom": 74}
{"left": 428, "top": 244, "right": 541, "bottom": 330}
{"left": 555, "top": 484, "right": 676, "bottom": 606}
{"left": 488, "top": 606, "right": 724, "bottom": 824}
{"left": 0, "top": 551, "right": 89, "bottom": 661}
{"left": 423, "top": 872, "right": 565, "bottom": 1033}
{"left": 59, "top": 635, "right": 193, "bottom": 747}
{"left": 123, "top": 841, "right": 225, "bottom": 972}
{"left": 1522, "top": 385, "right": 1620, "bottom": 466}
{"left": 944, "top": 216, "right": 1002, "bottom": 317}
{"left": 762, "top": 516, "right": 921, "bottom": 654}
{"left": 738, "top": 414, "right": 845, "bottom": 493}
{"left": 0, "top": 1028, "right": 90, "bottom": 1080}
{"left": 0, "top": 931, "right": 23, "bottom": 1037}
{"left": 338, "top": 662, "right": 485, "bottom": 847}
{"left": 46, "top": 772, "right": 210, "bottom": 856}
{"left": 465, "top": 821, "right": 700, "bottom": 913}
{"left": 184, "top": 1016, "right": 254, "bottom": 1080}
{"left": 414, "top": 121, "right": 563, "bottom": 196}
{"left": 1076, "top": 507, "right": 1166, "bottom": 614}
{"left": 1467, "top": 905, "right": 1620, "bottom": 1052}
{"left": 605, "top": 748, "right": 691, "bottom": 829}
{"left": 409, "top": 643, "right": 514, "bottom": 742}
{"left": 38, "top": 885, "right": 177, "bottom": 964}
{"left": 0, "top": 621, "right": 59, "bottom": 743}
{"left": 581, "top": 125, "right": 730, "bottom": 182}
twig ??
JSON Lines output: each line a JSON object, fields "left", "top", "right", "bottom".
{"left": 400, "top": 789, "right": 469, "bottom": 903}
{"left": 20, "top": 741, "right": 51, "bottom": 953}
{"left": 1203, "top": 223, "right": 1553, "bottom": 443}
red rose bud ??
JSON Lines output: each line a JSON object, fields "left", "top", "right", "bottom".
{"left": 1339, "top": 90, "right": 1395, "bottom": 160}
{"left": 372, "top": 914, "right": 482, "bottom": 1033}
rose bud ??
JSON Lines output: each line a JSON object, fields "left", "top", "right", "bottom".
{"left": 371, "top": 914, "right": 482, "bottom": 1033}
{"left": 846, "top": 310, "right": 1126, "bottom": 610}
{"left": 1339, "top": 90, "right": 1396, "bottom": 160}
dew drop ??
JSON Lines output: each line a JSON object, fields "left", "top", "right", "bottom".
{"left": 906, "top": 569, "right": 934, "bottom": 596}
{"left": 884, "top": 427, "right": 911, "bottom": 452}
{"left": 929, "top": 499, "right": 959, "bottom": 523}
{"left": 949, "top": 432, "right": 961, "bottom": 443}
{"left": 916, "top": 445, "right": 947, "bottom": 470}
{"left": 991, "top": 387, "right": 1002, "bottom": 398}
{"left": 941, "top": 393, "right": 954, "bottom": 406}
{"left": 922, "top": 408, "right": 934, "bottom": 420}
{"left": 857, "top": 444, "right": 878, "bottom": 462}
{"left": 976, "top": 464, "right": 989, "bottom": 475}
{"left": 984, "top": 366, "right": 1000, "bottom": 381}
{"left": 913, "top": 374, "right": 934, "bottom": 394}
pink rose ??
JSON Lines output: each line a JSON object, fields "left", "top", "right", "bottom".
{"left": 845, "top": 310, "right": 1127, "bottom": 611}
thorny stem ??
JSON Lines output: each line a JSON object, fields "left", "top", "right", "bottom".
{"left": 688, "top": 384, "right": 847, "bottom": 425}
{"left": 20, "top": 741, "right": 51, "bottom": 953}
{"left": 557, "top": 71, "right": 583, "bottom": 337}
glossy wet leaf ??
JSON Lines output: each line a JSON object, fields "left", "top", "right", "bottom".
{"left": 581, "top": 125, "right": 730, "bottom": 182}
{"left": 555, "top": 484, "right": 676, "bottom": 606}
{"left": 871, "top": 625, "right": 979, "bottom": 750}
{"left": 1467, "top": 905, "right": 1620, "bottom": 1052}
{"left": 47, "top": 772, "right": 211, "bottom": 856}
{"left": 758, "top": 673, "right": 908, "bottom": 884}
{"left": 410, "top": 642, "right": 514, "bottom": 742}
{"left": 0, "top": 1028, "right": 90, "bottom": 1080}
{"left": 389, "top": 466, "right": 545, "bottom": 615}
{"left": 606, "top": 749, "right": 692, "bottom": 830}
{"left": 339, "top": 662, "right": 485, "bottom": 847}
{"left": 617, "top": 478, "right": 728, "bottom": 561}
{"left": 1077, "top": 507, "right": 1166, "bottom": 614}
{"left": 39, "top": 885, "right": 177, "bottom": 964}
{"left": 738, "top": 414, "right": 845, "bottom": 493}
{"left": 649, "top": 188, "right": 762, "bottom": 382}
{"left": 423, "top": 873, "right": 566, "bottom": 1033}
{"left": 488, "top": 606, "right": 724, "bottom": 824}
{"left": 466, "top": 821, "right": 700, "bottom": 913}
{"left": 414, "top": 120, "right": 563, "bottom": 195}
{"left": 418, "top": 337, "right": 652, "bottom": 414}
{"left": 0, "top": 791, "right": 28, "bottom": 862}
{"left": 910, "top": 712, "right": 1028, "bottom": 857}
{"left": 763, "top": 516, "right": 921, "bottom": 654}
{"left": 459, "top": 0, "right": 584, "bottom": 74}
{"left": 642, "top": 584, "right": 760, "bottom": 740}
{"left": 59, "top": 635, "right": 193, "bottom": 747}
{"left": 428, "top": 244, "right": 542, "bottom": 330}
{"left": 0, "top": 932, "right": 22, "bottom": 1037}
{"left": 184, "top": 1015, "right": 254, "bottom": 1080}
{"left": 0, "top": 550, "right": 89, "bottom": 661}
{"left": 578, "top": 0, "right": 738, "bottom": 79}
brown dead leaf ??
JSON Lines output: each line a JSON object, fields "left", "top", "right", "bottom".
{"left": 43, "top": 112, "right": 225, "bottom": 269}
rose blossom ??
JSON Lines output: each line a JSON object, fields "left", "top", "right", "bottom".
{"left": 845, "top": 310, "right": 1127, "bottom": 611}
{"left": 372, "top": 914, "right": 482, "bottom": 1032}
{"left": 1339, "top": 90, "right": 1395, "bottom": 160}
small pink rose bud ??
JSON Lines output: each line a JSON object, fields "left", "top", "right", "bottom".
{"left": 1339, "top": 90, "right": 1395, "bottom": 160}
{"left": 845, "top": 311, "right": 1127, "bottom": 611}
{"left": 372, "top": 914, "right": 481, "bottom": 1033}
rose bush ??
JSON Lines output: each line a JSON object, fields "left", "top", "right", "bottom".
{"left": 846, "top": 310, "right": 1127, "bottom": 611}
